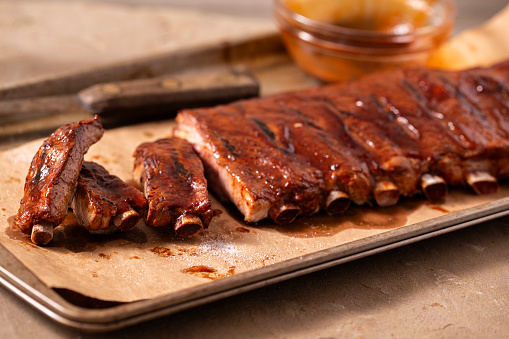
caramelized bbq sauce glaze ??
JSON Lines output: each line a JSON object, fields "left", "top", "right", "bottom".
{"left": 186, "top": 106, "right": 323, "bottom": 218}
{"left": 15, "top": 117, "right": 104, "bottom": 234}
{"left": 75, "top": 161, "right": 148, "bottom": 232}
{"left": 134, "top": 137, "right": 215, "bottom": 230}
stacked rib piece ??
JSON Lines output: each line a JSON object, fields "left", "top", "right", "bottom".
{"left": 175, "top": 60, "right": 509, "bottom": 224}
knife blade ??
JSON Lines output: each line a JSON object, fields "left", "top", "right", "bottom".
{"left": 0, "top": 69, "right": 259, "bottom": 142}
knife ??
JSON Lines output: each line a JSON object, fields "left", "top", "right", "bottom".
{"left": 0, "top": 69, "right": 259, "bottom": 142}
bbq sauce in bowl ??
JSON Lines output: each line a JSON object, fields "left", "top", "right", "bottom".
{"left": 274, "top": 0, "right": 456, "bottom": 82}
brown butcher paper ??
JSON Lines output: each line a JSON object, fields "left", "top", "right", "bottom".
{"left": 0, "top": 120, "right": 508, "bottom": 303}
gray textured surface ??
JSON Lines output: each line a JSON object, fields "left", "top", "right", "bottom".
{"left": 1, "top": 1, "right": 509, "bottom": 338}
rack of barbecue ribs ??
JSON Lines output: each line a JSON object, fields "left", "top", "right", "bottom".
{"left": 175, "top": 59, "right": 509, "bottom": 225}
{"left": 133, "top": 137, "right": 216, "bottom": 237}
{"left": 14, "top": 59, "right": 509, "bottom": 242}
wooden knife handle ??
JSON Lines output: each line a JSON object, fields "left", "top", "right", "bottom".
{"left": 77, "top": 69, "right": 259, "bottom": 116}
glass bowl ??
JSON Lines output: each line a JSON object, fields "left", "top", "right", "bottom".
{"left": 274, "top": 0, "right": 456, "bottom": 82}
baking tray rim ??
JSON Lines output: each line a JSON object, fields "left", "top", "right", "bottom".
{"left": 1, "top": 196, "right": 508, "bottom": 332}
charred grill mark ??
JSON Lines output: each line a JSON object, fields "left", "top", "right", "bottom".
{"left": 331, "top": 104, "right": 403, "bottom": 152}
{"left": 288, "top": 107, "right": 324, "bottom": 131}
{"left": 402, "top": 80, "right": 473, "bottom": 150}
{"left": 477, "top": 75, "right": 509, "bottom": 105}
{"left": 438, "top": 75, "right": 490, "bottom": 124}
{"left": 170, "top": 151, "right": 192, "bottom": 182}
{"left": 251, "top": 117, "right": 275, "bottom": 141}
{"left": 219, "top": 137, "right": 239, "bottom": 158}
{"left": 371, "top": 95, "right": 394, "bottom": 121}
{"left": 402, "top": 80, "right": 426, "bottom": 103}
{"left": 31, "top": 142, "right": 50, "bottom": 187}
{"left": 370, "top": 95, "right": 420, "bottom": 141}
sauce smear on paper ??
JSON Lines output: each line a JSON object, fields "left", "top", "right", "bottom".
{"left": 222, "top": 197, "right": 430, "bottom": 238}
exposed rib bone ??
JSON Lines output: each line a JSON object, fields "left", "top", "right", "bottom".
{"left": 269, "top": 202, "right": 300, "bottom": 225}
{"left": 373, "top": 181, "right": 400, "bottom": 207}
{"left": 420, "top": 173, "right": 448, "bottom": 201}
{"left": 112, "top": 209, "right": 141, "bottom": 231}
{"left": 465, "top": 171, "right": 500, "bottom": 194}
{"left": 324, "top": 190, "right": 351, "bottom": 214}
{"left": 174, "top": 213, "right": 203, "bottom": 237}
{"left": 31, "top": 222, "right": 54, "bottom": 246}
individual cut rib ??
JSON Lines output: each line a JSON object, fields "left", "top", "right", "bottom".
{"left": 133, "top": 137, "right": 216, "bottom": 236}
{"left": 15, "top": 116, "right": 104, "bottom": 245}
{"left": 175, "top": 59, "right": 509, "bottom": 224}
{"left": 72, "top": 161, "right": 147, "bottom": 234}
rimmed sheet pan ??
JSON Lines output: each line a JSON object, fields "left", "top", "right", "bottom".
{"left": 1, "top": 33, "right": 509, "bottom": 332}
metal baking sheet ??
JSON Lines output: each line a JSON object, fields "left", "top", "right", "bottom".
{"left": 1, "top": 198, "right": 509, "bottom": 332}
{"left": 1, "top": 33, "right": 509, "bottom": 332}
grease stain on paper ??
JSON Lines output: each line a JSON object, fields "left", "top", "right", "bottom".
{"left": 181, "top": 265, "right": 236, "bottom": 280}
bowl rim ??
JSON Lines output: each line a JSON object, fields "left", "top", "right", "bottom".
{"left": 273, "top": 0, "right": 456, "bottom": 40}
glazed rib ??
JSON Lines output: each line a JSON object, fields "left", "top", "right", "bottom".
{"left": 15, "top": 116, "right": 104, "bottom": 244}
{"left": 232, "top": 98, "right": 372, "bottom": 212}
{"left": 72, "top": 161, "right": 147, "bottom": 234}
{"left": 176, "top": 60, "right": 509, "bottom": 224}
{"left": 133, "top": 137, "right": 216, "bottom": 236}
{"left": 174, "top": 107, "right": 323, "bottom": 224}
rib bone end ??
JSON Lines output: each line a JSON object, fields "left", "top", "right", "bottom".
{"left": 174, "top": 213, "right": 203, "bottom": 237}
{"left": 31, "top": 222, "right": 54, "bottom": 246}
{"left": 374, "top": 181, "right": 400, "bottom": 207}
{"left": 113, "top": 209, "right": 141, "bottom": 231}
{"left": 324, "top": 190, "right": 351, "bottom": 214}
{"left": 269, "top": 203, "right": 300, "bottom": 225}
{"left": 421, "top": 174, "right": 448, "bottom": 201}
{"left": 466, "top": 171, "right": 499, "bottom": 195}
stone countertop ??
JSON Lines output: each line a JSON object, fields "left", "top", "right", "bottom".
{"left": 1, "top": 1, "right": 508, "bottom": 338}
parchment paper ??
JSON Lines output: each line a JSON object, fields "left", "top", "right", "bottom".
{"left": 1, "top": 120, "right": 509, "bottom": 303}
{"left": 0, "top": 4, "right": 509, "bottom": 304}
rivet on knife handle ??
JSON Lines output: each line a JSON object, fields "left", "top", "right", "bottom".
{"left": 77, "top": 69, "right": 259, "bottom": 115}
